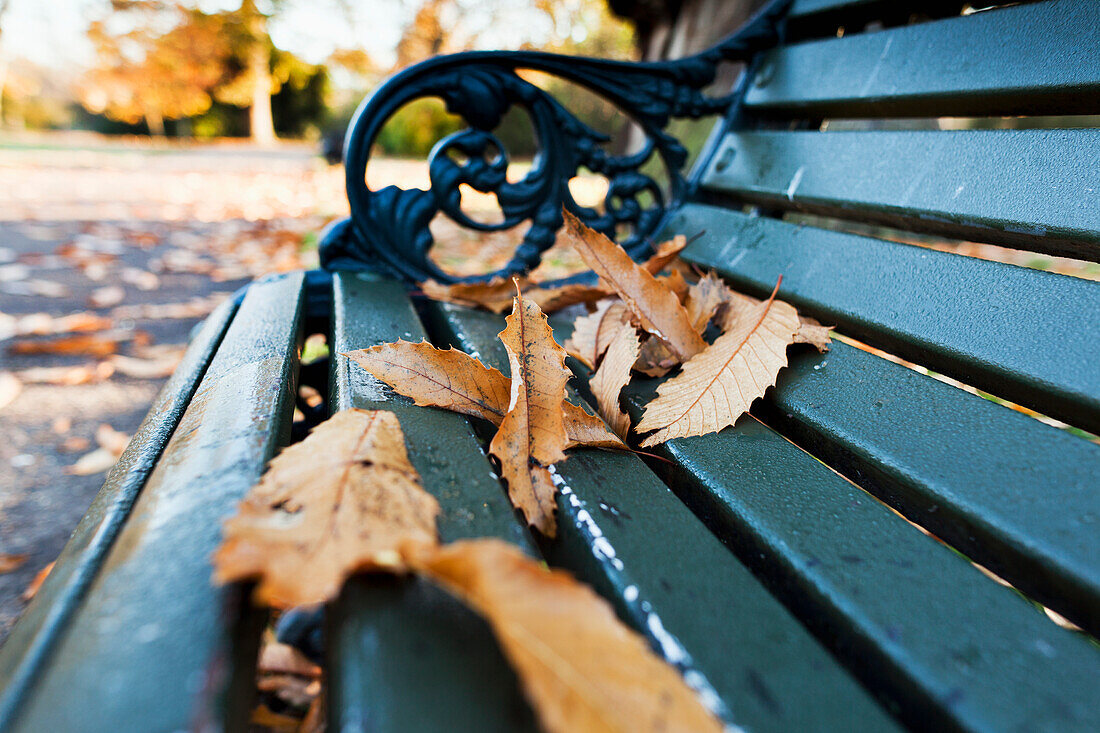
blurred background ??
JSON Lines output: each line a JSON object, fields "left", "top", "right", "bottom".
{"left": 0, "top": 0, "right": 773, "bottom": 645}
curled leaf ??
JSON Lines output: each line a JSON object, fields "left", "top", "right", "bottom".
{"left": 346, "top": 341, "right": 623, "bottom": 449}
{"left": 562, "top": 210, "right": 704, "bottom": 361}
{"left": 490, "top": 292, "right": 572, "bottom": 535}
{"left": 642, "top": 235, "right": 688, "bottom": 275}
{"left": 213, "top": 409, "right": 440, "bottom": 607}
{"left": 409, "top": 539, "right": 725, "bottom": 733}
{"left": 636, "top": 283, "right": 799, "bottom": 447}
{"left": 590, "top": 325, "right": 640, "bottom": 439}
{"left": 564, "top": 299, "right": 631, "bottom": 370}
{"left": 685, "top": 271, "right": 736, "bottom": 334}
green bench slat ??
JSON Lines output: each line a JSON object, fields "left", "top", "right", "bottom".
{"left": 2, "top": 274, "right": 305, "bottom": 733}
{"left": 619, "top": 383, "right": 1100, "bottom": 732}
{"left": 699, "top": 129, "right": 1100, "bottom": 261}
{"left": 0, "top": 297, "right": 238, "bottom": 727}
{"left": 753, "top": 0, "right": 1100, "bottom": 117}
{"left": 327, "top": 272, "right": 539, "bottom": 733}
{"left": 429, "top": 302, "right": 901, "bottom": 732}
{"left": 667, "top": 204, "right": 1100, "bottom": 434}
{"left": 788, "top": 0, "right": 958, "bottom": 22}
{"left": 764, "top": 341, "right": 1100, "bottom": 636}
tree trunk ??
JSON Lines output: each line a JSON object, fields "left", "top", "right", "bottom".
{"left": 145, "top": 106, "right": 165, "bottom": 137}
{"left": 243, "top": 1, "right": 276, "bottom": 145}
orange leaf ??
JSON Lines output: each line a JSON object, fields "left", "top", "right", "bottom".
{"left": 421, "top": 276, "right": 524, "bottom": 313}
{"left": 685, "top": 271, "right": 736, "bottom": 333}
{"left": 409, "top": 539, "right": 725, "bottom": 733}
{"left": 564, "top": 299, "right": 631, "bottom": 370}
{"left": 562, "top": 210, "right": 704, "bottom": 361}
{"left": 642, "top": 234, "right": 688, "bottom": 275}
{"left": 346, "top": 341, "right": 623, "bottom": 449}
{"left": 589, "top": 325, "right": 640, "bottom": 439}
{"left": 633, "top": 336, "right": 678, "bottom": 378}
{"left": 636, "top": 283, "right": 800, "bottom": 447}
{"left": 213, "top": 409, "right": 440, "bottom": 607}
{"left": 490, "top": 292, "right": 572, "bottom": 535}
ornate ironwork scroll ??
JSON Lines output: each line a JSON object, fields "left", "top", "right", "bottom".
{"left": 321, "top": 0, "right": 791, "bottom": 284}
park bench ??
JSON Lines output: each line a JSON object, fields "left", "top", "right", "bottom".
{"left": 2, "top": 0, "right": 1099, "bottom": 730}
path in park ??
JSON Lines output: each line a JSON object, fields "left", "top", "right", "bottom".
{"left": 0, "top": 135, "right": 342, "bottom": 642}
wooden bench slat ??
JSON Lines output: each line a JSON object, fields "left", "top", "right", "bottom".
{"left": 327, "top": 272, "right": 539, "bottom": 733}
{"left": 618, "top": 383, "right": 1100, "bottom": 732}
{"left": 0, "top": 297, "right": 238, "bottom": 727}
{"left": 752, "top": 0, "right": 1100, "bottom": 117}
{"left": 766, "top": 341, "right": 1100, "bottom": 636}
{"left": 2, "top": 274, "right": 305, "bottom": 733}
{"left": 429, "top": 302, "right": 902, "bottom": 732}
{"left": 699, "top": 129, "right": 1100, "bottom": 261}
{"left": 668, "top": 204, "right": 1100, "bottom": 433}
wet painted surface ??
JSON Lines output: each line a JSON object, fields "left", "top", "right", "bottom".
{"left": 3, "top": 274, "right": 304, "bottom": 733}
{"left": 700, "top": 129, "right": 1100, "bottom": 261}
{"left": 753, "top": 1, "right": 1100, "bottom": 117}
{"left": 327, "top": 272, "right": 538, "bottom": 733}
{"left": 430, "top": 301, "right": 901, "bottom": 733}
{"left": 667, "top": 204, "right": 1100, "bottom": 433}
{"left": 0, "top": 298, "right": 238, "bottom": 724}
{"left": 618, "top": 379, "right": 1100, "bottom": 732}
{"left": 761, "top": 340, "right": 1100, "bottom": 637}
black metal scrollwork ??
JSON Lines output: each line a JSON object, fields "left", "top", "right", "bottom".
{"left": 320, "top": 0, "right": 791, "bottom": 284}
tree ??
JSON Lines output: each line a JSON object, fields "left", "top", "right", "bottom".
{"left": 81, "top": 4, "right": 228, "bottom": 135}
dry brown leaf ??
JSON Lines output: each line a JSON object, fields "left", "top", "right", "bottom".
{"left": 7, "top": 331, "right": 150, "bottom": 358}
{"left": 346, "top": 341, "right": 510, "bottom": 424}
{"left": 589, "top": 325, "right": 640, "bottom": 439}
{"left": 421, "top": 276, "right": 523, "bottom": 313}
{"left": 88, "top": 285, "right": 125, "bottom": 309}
{"left": 66, "top": 424, "right": 131, "bottom": 475}
{"left": 258, "top": 641, "right": 322, "bottom": 678}
{"left": 110, "top": 352, "right": 182, "bottom": 379}
{"left": 17, "top": 362, "right": 115, "bottom": 386}
{"left": 633, "top": 337, "right": 679, "bottom": 378}
{"left": 636, "top": 284, "right": 800, "bottom": 447}
{"left": 525, "top": 283, "right": 609, "bottom": 313}
{"left": 563, "top": 210, "right": 704, "bottom": 361}
{"left": 489, "top": 292, "right": 571, "bottom": 535}
{"left": 410, "top": 539, "right": 724, "bottom": 733}
{"left": 685, "top": 272, "right": 736, "bottom": 334}
{"left": 0, "top": 553, "right": 28, "bottom": 574}
{"left": 564, "top": 299, "right": 631, "bottom": 370}
{"left": 213, "top": 409, "right": 440, "bottom": 607}
{"left": 642, "top": 235, "right": 688, "bottom": 275}
{"left": 251, "top": 704, "right": 301, "bottom": 732}
{"left": 23, "top": 561, "right": 54, "bottom": 601}
{"left": 794, "top": 315, "right": 832, "bottom": 352}
{"left": 0, "top": 372, "right": 21, "bottom": 412}
{"left": 658, "top": 269, "right": 690, "bottom": 303}
{"left": 346, "top": 340, "right": 623, "bottom": 450}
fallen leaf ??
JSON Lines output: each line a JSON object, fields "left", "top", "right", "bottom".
{"left": 95, "top": 423, "right": 131, "bottom": 456}
{"left": 17, "top": 362, "right": 115, "bottom": 386}
{"left": 564, "top": 299, "right": 631, "bottom": 370}
{"left": 636, "top": 281, "right": 799, "bottom": 447}
{"left": 23, "top": 561, "right": 54, "bottom": 601}
{"left": 562, "top": 210, "right": 704, "bottom": 361}
{"left": 258, "top": 641, "right": 322, "bottom": 678}
{"left": 109, "top": 353, "right": 182, "bottom": 379}
{"left": 0, "top": 372, "right": 21, "bottom": 412}
{"left": 0, "top": 553, "right": 28, "bottom": 574}
{"left": 8, "top": 331, "right": 148, "bottom": 358}
{"left": 589, "top": 325, "right": 640, "bottom": 439}
{"left": 213, "top": 409, "right": 440, "bottom": 607}
{"left": 633, "top": 337, "right": 679, "bottom": 378}
{"left": 685, "top": 272, "right": 736, "bottom": 333}
{"left": 88, "top": 285, "right": 126, "bottom": 309}
{"left": 489, "top": 291, "right": 571, "bottom": 535}
{"left": 421, "top": 276, "right": 522, "bottom": 313}
{"left": 250, "top": 705, "right": 300, "bottom": 732}
{"left": 410, "top": 539, "right": 724, "bottom": 733}
{"left": 0, "top": 311, "right": 113, "bottom": 341}
{"left": 525, "top": 283, "right": 609, "bottom": 313}
{"left": 346, "top": 341, "right": 623, "bottom": 450}
{"left": 346, "top": 341, "right": 511, "bottom": 425}
{"left": 657, "top": 269, "right": 690, "bottom": 302}
{"left": 793, "top": 315, "right": 832, "bottom": 352}
{"left": 642, "top": 234, "right": 688, "bottom": 275}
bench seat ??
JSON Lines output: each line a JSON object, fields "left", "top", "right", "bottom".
{"left": 2, "top": 0, "right": 1098, "bottom": 730}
